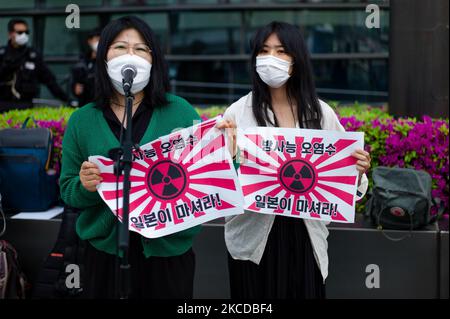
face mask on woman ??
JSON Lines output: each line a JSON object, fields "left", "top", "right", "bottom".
{"left": 256, "top": 55, "right": 292, "bottom": 88}
{"left": 106, "top": 54, "right": 152, "bottom": 95}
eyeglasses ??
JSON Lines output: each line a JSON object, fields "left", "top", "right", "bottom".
{"left": 109, "top": 41, "right": 152, "bottom": 58}
{"left": 15, "top": 30, "right": 29, "bottom": 35}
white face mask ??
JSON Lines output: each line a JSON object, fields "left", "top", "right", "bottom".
{"left": 90, "top": 41, "right": 99, "bottom": 52}
{"left": 256, "top": 55, "right": 292, "bottom": 88}
{"left": 107, "top": 54, "right": 152, "bottom": 95}
{"left": 15, "top": 33, "right": 29, "bottom": 46}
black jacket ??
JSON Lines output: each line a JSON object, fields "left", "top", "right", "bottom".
{"left": 0, "top": 41, "right": 68, "bottom": 106}
{"left": 71, "top": 54, "right": 96, "bottom": 107}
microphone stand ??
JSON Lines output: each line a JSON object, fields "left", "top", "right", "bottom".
{"left": 111, "top": 82, "right": 134, "bottom": 299}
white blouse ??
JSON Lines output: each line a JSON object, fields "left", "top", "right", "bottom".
{"left": 223, "top": 92, "right": 369, "bottom": 282}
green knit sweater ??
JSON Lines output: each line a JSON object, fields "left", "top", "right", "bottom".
{"left": 59, "top": 94, "right": 202, "bottom": 257}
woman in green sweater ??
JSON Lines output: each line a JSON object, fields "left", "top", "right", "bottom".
{"left": 59, "top": 16, "right": 201, "bottom": 298}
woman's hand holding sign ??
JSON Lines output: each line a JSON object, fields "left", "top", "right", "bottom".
{"left": 216, "top": 119, "right": 237, "bottom": 159}
{"left": 80, "top": 161, "right": 103, "bottom": 192}
{"left": 351, "top": 149, "right": 371, "bottom": 185}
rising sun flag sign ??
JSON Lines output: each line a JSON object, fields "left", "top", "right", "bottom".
{"left": 237, "top": 127, "right": 364, "bottom": 223}
{"left": 89, "top": 117, "right": 244, "bottom": 238}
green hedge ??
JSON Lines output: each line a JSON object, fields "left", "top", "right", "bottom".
{"left": 1, "top": 104, "right": 448, "bottom": 218}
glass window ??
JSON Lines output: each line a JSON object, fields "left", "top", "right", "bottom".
{"left": 110, "top": 0, "right": 176, "bottom": 6}
{"left": 110, "top": 13, "right": 169, "bottom": 53}
{"left": 38, "top": 62, "right": 72, "bottom": 100}
{"left": 108, "top": 0, "right": 389, "bottom": 4}
{"left": 230, "top": 0, "right": 387, "bottom": 3}
{"left": 0, "top": 0, "right": 34, "bottom": 9}
{"left": 169, "top": 0, "right": 226, "bottom": 4}
{"left": 43, "top": 15, "right": 100, "bottom": 56}
{"left": 43, "top": 0, "right": 103, "bottom": 7}
{"left": 170, "top": 12, "right": 242, "bottom": 55}
{"left": 245, "top": 10, "right": 389, "bottom": 54}
{"left": 169, "top": 61, "right": 251, "bottom": 105}
{"left": 169, "top": 58, "right": 387, "bottom": 105}
{"left": 313, "top": 59, "right": 388, "bottom": 103}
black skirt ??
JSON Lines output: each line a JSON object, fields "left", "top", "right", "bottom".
{"left": 82, "top": 231, "right": 195, "bottom": 299}
{"left": 228, "top": 216, "right": 326, "bottom": 299}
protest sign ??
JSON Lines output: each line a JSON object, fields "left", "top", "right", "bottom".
{"left": 90, "top": 117, "right": 244, "bottom": 238}
{"left": 237, "top": 127, "right": 364, "bottom": 223}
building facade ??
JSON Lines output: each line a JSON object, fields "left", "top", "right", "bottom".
{"left": 0, "top": 0, "right": 389, "bottom": 106}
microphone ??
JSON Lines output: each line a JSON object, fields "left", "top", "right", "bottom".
{"left": 121, "top": 64, "right": 137, "bottom": 93}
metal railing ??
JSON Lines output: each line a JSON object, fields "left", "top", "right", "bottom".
{"left": 32, "top": 78, "right": 388, "bottom": 107}
{"left": 170, "top": 79, "right": 388, "bottom": 105}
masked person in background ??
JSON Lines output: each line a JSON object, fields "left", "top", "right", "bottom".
{"left": 0, "top": 19, "right": 68, "bottom": 112}
{"left": 70, "top": 28, "right": 101, "bottom": 107}
{"left": 59, "top": 16, "right": 201, "bottom": 299}
{"left": 217, "top": 21, "right": 372, "bottom": 299}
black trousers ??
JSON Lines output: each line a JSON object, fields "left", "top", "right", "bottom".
{"left": 228, "top": 216, "right": 326, "bottom": 299}
{"left": 82, "top": 231, "right": 195, "bottom": 299}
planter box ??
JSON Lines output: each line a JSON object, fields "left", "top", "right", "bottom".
{"left": 440, "top": 231, "right": 449, "bottom": 299}
{"left": 326, "top": 225, "right": 439, "bottom": 298}
{"left": 2, "top": 213, "right": 448, "bottom": 299}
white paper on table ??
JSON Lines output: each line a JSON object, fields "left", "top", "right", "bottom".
{"left": 11, "top": 206, "right": 64, "bottom": 220}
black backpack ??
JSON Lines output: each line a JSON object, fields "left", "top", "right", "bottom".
{"left": 0, "top": 240, "right": 29, "bottom": 299}
{"left": 365, "top": 166, "right": 444, "bottom": 232}
{"left": 31, "top": 205, "right": 85, "bottom": 299}
{"left": 0, "top": 195, "right": 30, "bottom": 299}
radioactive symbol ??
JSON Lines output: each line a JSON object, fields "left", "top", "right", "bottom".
{"left": 279, "top": 159, "right": 316, "bottom": 194}
{"left": 147, "top": 160, "right": 187, "bottom": 200}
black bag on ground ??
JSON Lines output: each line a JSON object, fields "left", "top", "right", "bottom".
{"left": 32, "top": 205, "right": 85, "bottom": 299}
{"left": 365, "top": 166, "right": 441, "bottom": 230}
{"left": 0, "top": 117, "right": 58, "bottom": 211}
{"left": 0, "top": 240, "right": 29, "bottom": 299}
{"left": 0, "top": 193, "right": 29, "bottom": 299}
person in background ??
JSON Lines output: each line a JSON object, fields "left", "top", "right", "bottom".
{"left": 0, "top": 18, "right": 68, "bottom": 112}
{"left": 70, "top": 28, "right": 101, "bottom": 107}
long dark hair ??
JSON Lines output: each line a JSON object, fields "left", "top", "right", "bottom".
{"left": 250, "top": 21, "right": 322, "bottom": 129}
{"left": 94, "top": 16, "right": 169, "bottom": 109}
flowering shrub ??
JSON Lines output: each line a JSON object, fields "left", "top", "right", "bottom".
{"left": 1, "top": 104, "right": 448, "bottom": 217}
{"left": 195, "top": 106, "right": 225, "bottom": 121}
{"left": 339, "top": 111, "right": 449, "bottom": 218}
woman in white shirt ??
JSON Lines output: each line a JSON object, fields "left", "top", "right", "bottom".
{"left": 217, "top": 21, "right": 371, "bottom": 299}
